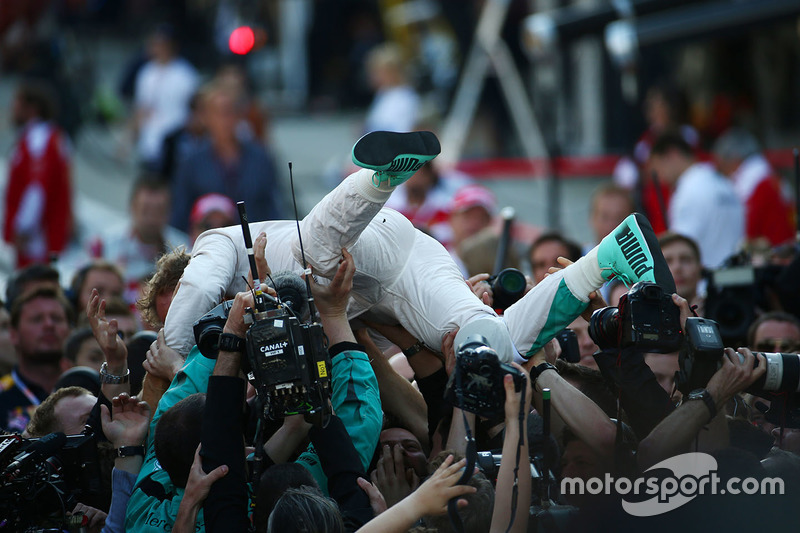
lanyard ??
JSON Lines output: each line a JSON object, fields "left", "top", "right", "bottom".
{"left": 11, "top": 369, "right": 42, "bottom": 407}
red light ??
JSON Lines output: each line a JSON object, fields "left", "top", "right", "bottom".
{"left": 229, "top": 26, "right": 255, "bottom": 55}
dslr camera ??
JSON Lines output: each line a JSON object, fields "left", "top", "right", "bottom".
{"left": 487, "top": 268, "right": 527, "bottom": 313}
{"left": 676, "top": 316, "right": 800, "bottom": 400}
{"left": 193, "top": 278, "right": 332, "bottom": 423}
{"left": 444, "top": 334, "right": 524, "bottom": 418}
{"left": 588, "top": 281, "right": 682, "bottom": 353}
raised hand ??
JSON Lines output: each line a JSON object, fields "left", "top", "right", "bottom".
{"left": 86, "top": 288, "right": 127, "bottom": 370}
{"left": 307, "top": 248, "right": 355, "bottom": 319}
{"left": 407, "top": 455, "right": 476, "bottom": 516}
{"left": 371, "top": 444, "right": 420, "bottom": 508}
{"left": 143, "top": 328, "right": 184, "bottom": 381}
{"left": 100, "top": 393, "right": 151, "bottom": 448}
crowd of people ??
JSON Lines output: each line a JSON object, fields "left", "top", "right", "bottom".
{"left": 1, "top": 24, "right": 800, "bottom": 533}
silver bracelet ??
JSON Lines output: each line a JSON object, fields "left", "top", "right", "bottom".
{"left": 100, "top": 362, "right": 130, "bottom": 384}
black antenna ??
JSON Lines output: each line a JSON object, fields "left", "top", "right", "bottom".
{"left": 237, "top": 202, "right": 264, "bottom": 302}
{"left": 494, "top": 207, "right": 515, "bottom": 275}
{"left": 289, "top": 162, "right": 318, "bottom": 320}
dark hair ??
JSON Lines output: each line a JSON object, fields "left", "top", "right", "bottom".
{"left": 10, "top": 287, "right": 74, "bottom": 328}
{"left": 747, "top": 311, "right": 800, "bottom": 349}
{"left": 126, "top": 330, "right": 158, "bottom": 396}
{"left": 423, "top": 451, "right": 495, "bottom": 533}
{"left": 154, "top": 393, "right": 205, "bottom": 487}
{"left": 255, "top": 463, "right": 319, "bottom": 531}
{"left": 267, "top": 486, "right": 344, "bottom": 533}
{"left": 130, "top": 174, "right": 170, "bottom": 205}
{"left": 650, "top": 131, "right": 694, "bottom": 158}
{"left": 528, "top": 232, "right": 582, "bottom": 264}
{"left": 17, "top": 80, "right": 58, "bottom": 121}
{"left": 6, "top": 263, "right": 61, "bottom": 311}
{"left": 54, "top": 367, "right": 101, "bottom": 397}
{"left": 69, "top": 261, "right": 124, "bottom": 308}
{"left": 658, "top": 232, "right": 701, "bottom": 264}
{"left": 64, "top": 327, "right": 95, "bottom": 363}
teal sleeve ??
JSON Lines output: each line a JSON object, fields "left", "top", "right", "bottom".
{"left": 126, "top": 347, "right": 215, "bottom": 532}
{"left": 296, "top": 350, "right": 382, "bottom": 494}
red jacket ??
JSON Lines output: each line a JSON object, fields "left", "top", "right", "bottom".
{"left": 3, "top": 122, "right": 72, "bottom": 267}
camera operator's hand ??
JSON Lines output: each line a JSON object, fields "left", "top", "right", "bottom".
{"left": 671, "top": 293, "right": 692, "bottom": 330}
{"left": 524, "top": 338, "right": 558, "bottom": 371}
{"left": 371, "top": 444, "right": 420, "bottom": 508}
{"left": 100, "top": 393, "right": 151, "bottom": 448}
{"left": 254, "top": 231, "right": 271, "bottom": 279}
{"left": 86, "top": 288, "right": 127, "bottom": 372}
{"left": 222, "top": 291, "right": 256, "bottom": 339}
{"left": 308, "top": 247, "right": 355, "bottom": 319}
{"left": 143, "top": 328, "right": 184, "bottom": 381}
{"left": 467, "top": 273, "right": 493, "bottom": 306}
{"left": 706, "top": 347, "right": 766, "bottom": 407}
{"left": 503, "top": 362, "right": 533, "bottom": 421}
{"left": 70, "top": 503, "right": 107, "bottom": 533}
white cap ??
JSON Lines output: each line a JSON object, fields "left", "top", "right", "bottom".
{"left": 454, "top": 318, "right": 517, "bottom": 364}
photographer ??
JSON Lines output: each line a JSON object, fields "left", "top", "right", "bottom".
{"left": 637, "top": 347, "right": 766, "bottom": 470}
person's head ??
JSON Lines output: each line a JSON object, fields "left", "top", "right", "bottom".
{"left": 528, "top": 232, "right": 582, "bottom": 284}
{"left": 189, "top": 193, "right": 237, "bottom": 243}
{"left": 147, "top": 24, "right": 177, "bottom": 64}
{"left": 713, "top": 128, "right": 761, "bottom": 177}
{"left": 422, "top": 452, "right": 494, "bottom": 533}
{"left": 137, "top": 248, "right": 191, "bottom": 328}
{"left": 649, "top": 131, "right": 695, "bottom": 186}
{"left": 130, "top": 175, "right": 171, "bottom": 244}
{"left": 25, "top": 386, "right": 96, "bottom": 437}
{"left": 659, "top": 233, "right": 702, "bottom": 301}
{"left": 154, "top": 393, "right": 205, "bottom": 487}
{"left": 449, "top": 185, "right": 496, "bottom": 247}
{"left": 644, "top": 83, "right": 687, "bottom": 132}
{"left": 458, "top": 229, "right": 521, "bottom": 278}
{"left": 367, "top": 43, "right": 407, "bottom": 90}
{"left": 5, "top": 263, "right": 61, "bottom": 311}
{"left": 747, "top": 312, "right": 800, "bottom": 353}
{"left": 12, "top": 80, "right": 57, "bottom": 127}
{"left": 70, "top": 261, "right": 125, "bottom": 312}
{"left": 565, "top": 317, "right": 599, "bottom": 369}
{"left": 267, "top": 486, "right": 344, "bottom": 533}
{"left": 378, "top": 427, "right": 429, "bottom": 477}
{"left": 255, "top": 464, "right": 319, "bottom": 532}
{"left": 200, "top": 82, "right": 241, "bottom": 143}
{"left": 404, "top": 163, "right": 439, "bottom": 202}
{"left": 64, "top": 328, "right": 104, "bottom": 371}
{"left": 10, "top": 287, "right": 72, "bottom": 364}
{"left": 101, "top": 298, "right": 137, "bottom": 341}
{"left": 590, "top": 185, "right": 634, "bottom": 244}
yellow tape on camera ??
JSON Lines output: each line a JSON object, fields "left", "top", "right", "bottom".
{"left": 317, "top": 361, "right": 328, "bottom": 378}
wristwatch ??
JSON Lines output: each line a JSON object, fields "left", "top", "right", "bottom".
{"left": 100, "top": 362, "right": 129, "bottom": 384}
{"left": 686, "top": 388, "right": 717, "bottom": 423}
{"left": 530, "top": 362, "right": 557, "bottom": 390}
{"left": 218, "top": 333, "right": 246, "bottom": 354}
{"left": 402, "top": 340, "right": 426, "bottom": 358}
{"left": 115, "top": 445, "right": 145, "bottom": 458}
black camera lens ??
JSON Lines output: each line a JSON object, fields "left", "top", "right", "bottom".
{"left": 496, "top": 269, "right": 526, "bottom": 293}
{"left": 196, "top": 325, "right": 223, "bottom": 358}
{"left": 588, "top": 307, "right": 620, "bottom": 350}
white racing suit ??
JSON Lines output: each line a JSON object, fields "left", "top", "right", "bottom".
{"left": 165, "top": 169, "right": 590, "bottom": 361}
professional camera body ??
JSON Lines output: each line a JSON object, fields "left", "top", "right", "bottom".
{"left": 0, "top": 430, "right": 100, "bottom": 531}
{"left": 193, "top": 281, "right": 332, "bottom": 423}
{"left": 244, "top": 299, "right": 331, "bottom": 423}
{"left": 444, "top": 334, "right": 524, "bottom": 418}
{"left": 704, "top": 253, "right": 783, "bottom": 346}
{"left": 487, "top": 268, "right": 527, "bottom": 313}
{"left": 676, "top": 316, "right": 800, "bottom": 399}
{"left": 589, "top": 281, "right": 682, "bottom": 353}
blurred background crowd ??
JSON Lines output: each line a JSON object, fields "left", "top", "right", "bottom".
{"left": 1, "top": 0, "right": 800, "bottom": 433}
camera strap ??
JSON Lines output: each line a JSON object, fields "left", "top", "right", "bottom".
{"left": 503, "top": 377, "right": 527, "bottom": 533}
{"left": 448, "top": 369, "right": 478, "bottom": 533}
